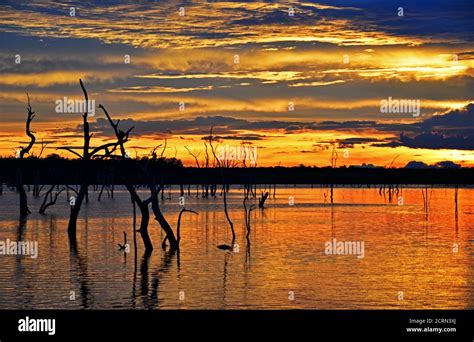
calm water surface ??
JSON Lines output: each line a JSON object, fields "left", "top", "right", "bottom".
{"left": 0, "top": 186, "right": 473, "bottom": 309}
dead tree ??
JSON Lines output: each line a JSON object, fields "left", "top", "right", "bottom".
{"left": 16, "top": 94, "right": 36, "bottom": 216}
{"left": 184, "top": 146, "right": 201, "bottom": 168}
{"left": 185, "top": 144, "right": 216, "bottom": 199}
{"left": 124, "top": 183, "right": 154, "bottom": 252}
{"left": 421, "top": 185, "right": 433, "bottom": 219}
{"left": 97, "top": 103, "right": 157, "bottom": 252}
{"left": 329, "top": 143, "right": 338, "bottom": 204}
{"left": 204, "top": 142, "right": 210, "bottom": 168}
{"left": 98, "top": 104, "right": 181, "bottom": 253}
{"left": 59, "top": 80, "right": 120, "bottom": 237}
{"left": 258, "top": 191, "right": 269, "bottom": 209}
{"left": 97, "top": 184, "right": 107, "bottom": 202}
{"left": 39, "top": 185, "right": 65, "bottom": 214}
{"left": 209, "top": 127, "right": 237, "bottom": 248}
{"left": 162, "top": 208, "right": 198, "bottom": 248}
{"left": 243, "top": 196, "right": 256, "bottom": 239}
{"left": 150, "top": 181, "right": 179, "bottom": 250}
{"left": 32, "top": 140, "right": 48, "bottom": 198}
{"left": 454, "top": 185, "right": 459, "bottom": 216}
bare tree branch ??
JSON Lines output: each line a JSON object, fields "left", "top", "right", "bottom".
{"left": 19, "top": 93, "right": 36, "bottom": 158}
{"left": 176, "top": 208, "right": 198, "bottom": 244}
{"left": 160, "top": 138, "right": 167, "bottom": 159}
{"left": 184, "top": 146, "right": 201, "bottom": 168}
{"left": 57, "top": 147, "right": 83, "bottom": 159}
{"left": 89, "top": 142, "right": 120, "bottom": 157}
{"left": 39, "top": 186, "right": 65, "bottom": 214}
{"left": 66, "top": 185, "right": 79, "bottom": 196}
{"left": 38, "top": 139, "right": 48, "bottom": 158}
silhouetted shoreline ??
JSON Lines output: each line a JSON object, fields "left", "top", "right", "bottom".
{"left": 1, "top": 158, "right": 473, "bottom": 186}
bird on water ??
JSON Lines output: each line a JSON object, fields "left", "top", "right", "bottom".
{"left": 118, "top": 232, "right": 127, "bottom": 250}
{"left": 217, "top": 244, "right": 233, "bottom": 251}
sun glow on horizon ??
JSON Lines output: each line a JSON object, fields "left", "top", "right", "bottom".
{"left": 1, "top": 1, "right": 473, "bottom": 167}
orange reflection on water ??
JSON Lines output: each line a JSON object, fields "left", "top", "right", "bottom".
{"left": 0, "top": 186, "right": 472, "bottom": 309}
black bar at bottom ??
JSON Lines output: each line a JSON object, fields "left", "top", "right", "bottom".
{"left": 0, "top": 310, "right": 472, "bottom": 341}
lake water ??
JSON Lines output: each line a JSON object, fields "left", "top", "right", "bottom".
{"left": 0, "top": 185, "right": 473, "bottom": 309}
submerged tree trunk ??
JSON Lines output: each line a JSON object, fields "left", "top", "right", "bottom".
{"left": 244, "top": 196, "right": 256, "bottom": 239}
{"left": 258, "top": 191, "right": 269, "bottom": 209}
{"left": 330, "top": 183, "right": 334, "bottom": 204}
{"left": 68, "top": 183, "right": 87, "bottom": 236}
{"left": 18, "top": 181, "right": 30, "bottom": 216}
{"left": 222, "top": 182, "right": 235, "bottom": 242}
{"left": 17, "top": 94, "right": 36, "bottom": 217}
{"left": 64, "top": 80, "right": 119, "bottom": 238}
{"left": 150, "top": 185, "right": 178, "bottom": 251}
{"left": 123, "top": 181, "right": 153, "bottom": 252}
{"left": 454, "top": 185, "right": 459, "bottom": 216}
{"left": 136, "top": 199, "right": 153, "bottom": 253}
{"left": 16, "top": 163, "right": 30, "bottom": 216}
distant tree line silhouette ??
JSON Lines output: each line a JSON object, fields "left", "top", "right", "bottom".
{"left": 1, "top": 157, "right": 473, "bottom": 186}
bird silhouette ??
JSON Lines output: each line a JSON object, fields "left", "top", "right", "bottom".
{"left": 217, "top": 244, "right": 233, "bottom": 251}
{"left": 118, "top": 232, "right": 127, "bottom": 250}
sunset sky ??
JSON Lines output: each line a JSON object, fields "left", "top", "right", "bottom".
{"left": 0, "top": 0, "right": 473, "bottom": 166}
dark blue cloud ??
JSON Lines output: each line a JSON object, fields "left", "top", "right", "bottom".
{"left": 404, "top": 160, "right": 461, "bottom": 168}
{"left": 80, "top": 102, "right": 474, "bottom": 150}
{"left": 317, "top": 0, "right": 474, "bottom": 42}
{"left": 375, "top": 104, "right": 474, "bottom": 150}
{"left": 397, "top": 131, "right": 474, "bottom": 149}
